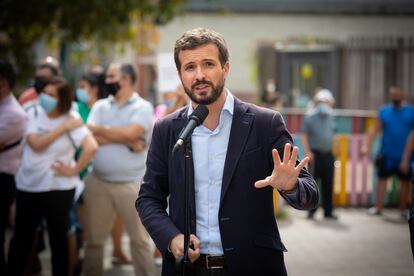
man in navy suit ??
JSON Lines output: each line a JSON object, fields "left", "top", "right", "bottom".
{"left": 136, "top": 28, "right": 319, "bottom": 276}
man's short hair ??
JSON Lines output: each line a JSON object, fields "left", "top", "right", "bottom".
{"left": 174, "top": 28, "right": 229, "bottom": 71}
{"left": 0, "top": 60, "right": 16, "bottom": 90}
{"left": 120, "top": 64, "right": 137, "bottom": 85}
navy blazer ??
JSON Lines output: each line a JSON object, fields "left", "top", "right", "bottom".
{"left": 136, "top": 98, "right": 319, "bottom": 276}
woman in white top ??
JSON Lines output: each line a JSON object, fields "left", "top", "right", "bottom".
{"left": 7, "top": 77, "right": 98, "bottom": 276}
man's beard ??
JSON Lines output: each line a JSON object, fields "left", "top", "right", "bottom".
{"left": 183, "top": 77, "right": 225, "bottom": 105}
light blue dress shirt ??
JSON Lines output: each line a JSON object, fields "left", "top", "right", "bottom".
{"left": 189, "top": 90, "right": 234, "bottom": 255}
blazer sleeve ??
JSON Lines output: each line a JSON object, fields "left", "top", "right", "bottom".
{"left": 136, "top": 121, "right": 181, "bottom": 254}
{"left": 270, "top": 112, "right": 319, "bottom": 210}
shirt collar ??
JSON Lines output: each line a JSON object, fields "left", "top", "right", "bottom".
{"left": 187, "top": 88, "right": 234, "bottom": 117}
{"left": 108, "top": 92, "right": 139, "bottom": 105}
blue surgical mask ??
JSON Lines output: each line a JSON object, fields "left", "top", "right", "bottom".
{"left": 39, "top": 93, "right": 58, "bottom": 113}
{"left": 76, "top": 88, "right": 90, "bottom": 103}
{"left": 164, "top": 100, "right": 176, "bottom": 108}
{"left": 317, "top": 103, "right": 332, "bottom": 116}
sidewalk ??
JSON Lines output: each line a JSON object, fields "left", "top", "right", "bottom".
{"left": 281, "top": 208, "right": 413, "bottom": 276}
{"left": 26, "top": 208, "right": 414, "bottom": 275}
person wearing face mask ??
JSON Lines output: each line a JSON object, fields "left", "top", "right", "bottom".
{"left": 301, "top": 89, "right": 337, "bottom": 220}
{"left": 75, "top": 73, "right": 107, "bottom": 123}
{"left": 7, "top": 77, "right": 98, "bottom": 276}
{"left": 83, "top": 63, "right": 155, "bottom": 276}
{"left": 72, "top": 72, "right": 132, "bottom": 273}
{"left": 19, "top": 57, "right": 60, "bottom": 110}
{"left": 154, "top": 85, "right": 189, "bottom": 121}
{"left": 362, "top": 86, "right": 414, "bottom": 218}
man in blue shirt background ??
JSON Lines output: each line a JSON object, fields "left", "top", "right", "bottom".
{"left": 362, "top": 86, "right": 414, "bottom": 217}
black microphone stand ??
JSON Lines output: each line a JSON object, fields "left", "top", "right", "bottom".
{"left": 175, "top": 141, "right": 192, "bottom": 276}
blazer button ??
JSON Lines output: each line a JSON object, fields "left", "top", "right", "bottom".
{"left": 220, "top": 217, "right": 230, "bottom": 222}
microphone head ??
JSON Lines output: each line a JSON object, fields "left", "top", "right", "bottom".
{"left": 190, "top": 105, "right": 209, "bottom": 125}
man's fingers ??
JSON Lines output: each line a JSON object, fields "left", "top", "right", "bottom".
{"left": 290, "top": 146, "right": 299, "bottom": 164}
{"left": 296, "top": 156, "right": 310, "bottom": 172}
{"left": 254, "top": 177, "right": 272, "bottom": 189}
{"left": 282, "top": 143, "right": 291, "bottom": 164}
{"left": 188, "top": 248, "right": 200, "bottom": 263}
{"left": 272, "top": 148, "right": 282, "bottom": 167}
{"left": 170, "top": 234, "right": 184, "bottom": 258}
{"left": 190, "top": 234, "right": 201, "bottom": 249}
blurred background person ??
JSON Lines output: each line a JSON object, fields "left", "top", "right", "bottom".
{"left": 0, "top": 61, "right": 27, "bottom": 274}
{"left": 154, "top": 84, "right": 188, "bottom": 121}
{"left": 301, "top": 89, "right": 337, "bottom": 219}
{"left": 76, "top": 70, "right": 134, "bottom": 268}
{"left": 7, "top": 77, "right": 97, "bottom": 276}
{"left": 19, "top": 57, "right": 60, "bottom": 110}
{"left": 68, "top": 71, "right": 107, "bottom": 275}
{"left": 83, "top": 63, "right": 154, "bottom": 276}
{"left": 263, "top": 78, "right": 283, "bottom": 108}
{"left": 362, "top": 86, "right": 414, "bottom": 218}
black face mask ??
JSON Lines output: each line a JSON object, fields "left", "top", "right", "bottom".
{"left": 392, "top": 99, "right": 402, "bottom": 107}
{"left": 33, "top": 76, "right": 50, "bottom": 94}
{"left": 105, "top": 82, "right": 120, "bottom": 96}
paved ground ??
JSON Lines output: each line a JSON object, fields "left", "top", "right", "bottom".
{"left": 8, "top": 208, "right": 413, "bottom": 275}
{"left": 280, "top": 208, "right": 413, "bottom": 276}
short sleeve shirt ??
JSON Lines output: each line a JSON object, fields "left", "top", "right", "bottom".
{"left": 16, "top": 106, "right": 90, "bottom": 192}
{"left": 379, "top": 103, "right": 414, "bottom": 161}
{"left": 87, "top": 93, "right": 154, "bottom": 183}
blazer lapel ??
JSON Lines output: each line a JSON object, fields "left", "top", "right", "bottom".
{"left": 220, "top": 98, "right": 254, "bottom": 205}
{"left": 172, "top": 107, "right": 197, "bottom": 231}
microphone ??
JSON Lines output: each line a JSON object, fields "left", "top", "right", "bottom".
{"left": 173, "top": 105, "right": 209, "bottom": 153}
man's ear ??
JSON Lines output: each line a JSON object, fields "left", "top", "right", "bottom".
{"left": 223, "top": 61, "right": 230, "bottom": 77}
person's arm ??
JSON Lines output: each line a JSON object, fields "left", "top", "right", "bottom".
{"left": 27, "top": 117, "right": 83, "bottom": 152}
{"left": 300, "top": 133, "right": 314, "bottom": 161}
{"left": 136, "top": 121, "right": 182, "bottom": 256}
{"left": 52, "top": 134, "right": 98, "bottom": 176}
{"left": 361, "top": 116, "right": 382, "bottom": 155}
{"left": 87, "top": 123, "right": 145, "bottom": 144}
{"left": 0, "top": 113, "right": 26, "bottom": 145}
{"left": 126, "top": 138, "right": 147, "bottom": 152}
{"left": 255, "top": 112, "right": 319, "bottom": 210}
{"left": 93, "top": 134, "right": 112, "bottom": 145}
{"left": 400, "top": 130, "right": 414, "bottom": 173}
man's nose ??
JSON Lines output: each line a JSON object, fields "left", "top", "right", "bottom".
{"left": 195, "top": 66, "right": 205, "bottom": 81}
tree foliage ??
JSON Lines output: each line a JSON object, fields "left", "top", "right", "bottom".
{"left": 0, "top": 0, "right": 186, "bottom": 78}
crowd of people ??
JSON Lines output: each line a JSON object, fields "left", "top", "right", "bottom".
{"left": 0, "top": 27, "right": 413, "bottom": 276}
{"left": 0, "top": 58, "right": 187, "bottom": 276}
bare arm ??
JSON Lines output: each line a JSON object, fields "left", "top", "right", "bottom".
{"left": 27, "top": 117, "right": 83, "bottom": 152}
{"left": 361, "top": 117, "right": 382, "bottom": 155}
{"left": 300, "top": 133, "right": 313, "bottom": 161}
{"left": 400, "top": 130, "right": 414, "bottom": 173}
{"left": 93, "top": 132, "right": 146, "bottom": 153}
{"left": 87, "top": 124, "right": 145, "bottom": 144}
{"left": 52, "top": 134, "right": 98, "bottom": 176}
{"left": 94, "top": 134, "right": 112, "bottom": 145}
